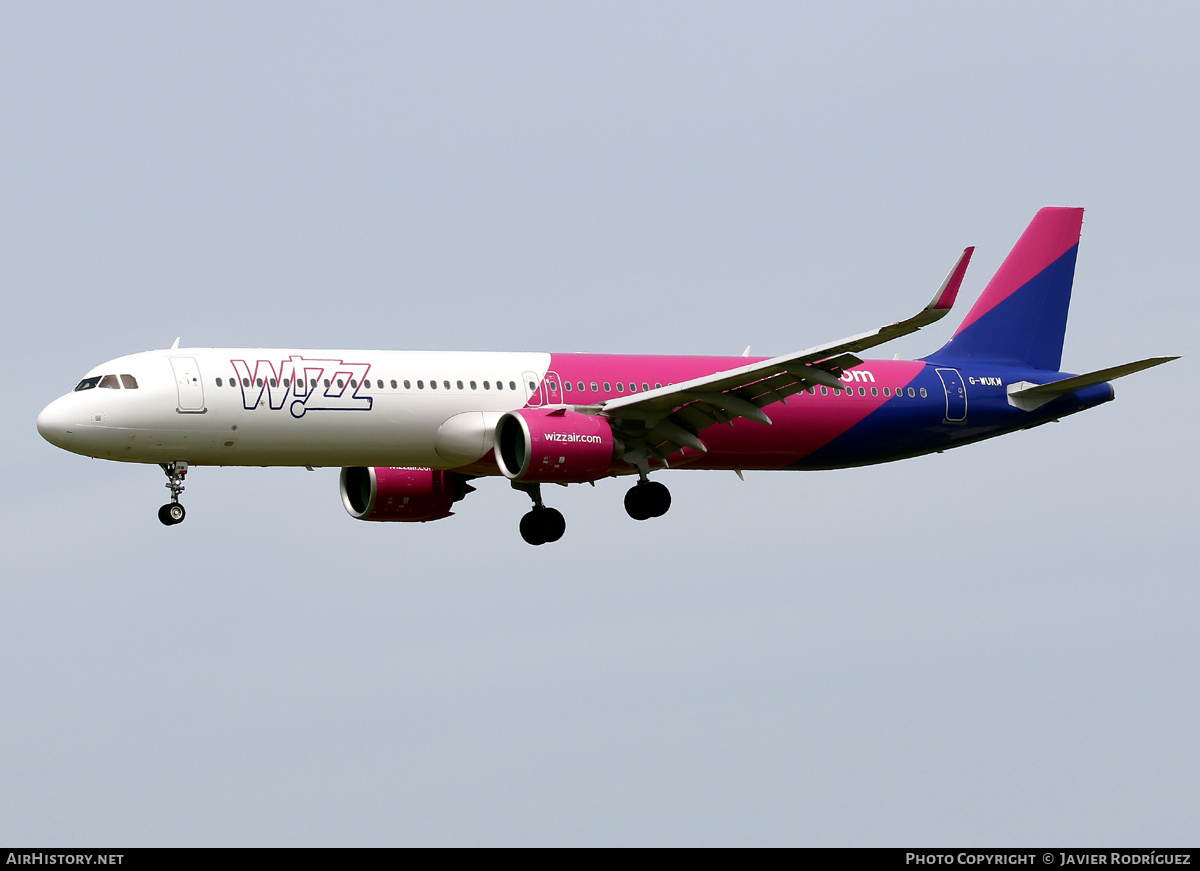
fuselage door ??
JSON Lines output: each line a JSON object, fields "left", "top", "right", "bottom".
{"left": 936, "top": 367, "right": 966, "bottom": 423}
{"left": 171, "top": 356, "right": 206, "bottom": 413}
{"left": 522, "top": 370, "right": 545, "bottom": 407}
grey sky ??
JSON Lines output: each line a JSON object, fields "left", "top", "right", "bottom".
{"left": 1, "top": 1, "right": 1196, "bottom": 845}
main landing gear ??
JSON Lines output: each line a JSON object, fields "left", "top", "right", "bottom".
{"left": 514, "top": 483, "right": 566, "bottom": 546}
{"left": 158, "top": 462, "right": 188, "bottom": 526}
{"left": 512, "top": 476, "right": 673, "bottom": 544}
{"left": 624, "top": 478, "right": 671, "bottom": 521}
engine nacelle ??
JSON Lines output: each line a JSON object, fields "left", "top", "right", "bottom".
{"left": 340, "top": 467, "right": 473, "bottom": 522}
{"left": 496, "top": 408, "right": 620, "bottom": 483}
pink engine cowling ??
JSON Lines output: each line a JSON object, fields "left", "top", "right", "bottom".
{"left": 340, "top": 467, "right": 473, "bottom": 522}
{"left": 495, "top": 408, "right": 620, "bottom": 483}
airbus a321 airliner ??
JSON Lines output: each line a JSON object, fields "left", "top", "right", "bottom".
{"left": 37, "top": 208, "right": 1176, "bottom": 544}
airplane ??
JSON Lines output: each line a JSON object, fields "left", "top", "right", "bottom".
{"left": 37, "top": 207, "right": 1176, "bottom": 545}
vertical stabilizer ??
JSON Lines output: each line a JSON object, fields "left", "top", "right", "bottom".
{"left": 926, "top": 207, "right": 1083, "bottom": 370}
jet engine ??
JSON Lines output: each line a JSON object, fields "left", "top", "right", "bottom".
{"left": 495, "top": 408, "right": 620, "bottom": 483}
{"left": 340, "top": 467, "right": 474, "bottom": 522}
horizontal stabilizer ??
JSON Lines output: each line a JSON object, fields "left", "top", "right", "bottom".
{"left": 1007, "top": 356, "right": 1178, "bottom": 411}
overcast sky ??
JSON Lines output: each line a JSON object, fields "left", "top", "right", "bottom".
{"left": 2, "top": 1, "right": 1196, "bottom": 846}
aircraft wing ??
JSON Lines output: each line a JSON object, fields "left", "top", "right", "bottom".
{"left": 599, "top": 247, "right": 974, "bottom": 465}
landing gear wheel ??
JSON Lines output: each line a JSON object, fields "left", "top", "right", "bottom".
{"left": 158, "top": 503, "right": 186, "bottom": 526}
{"left": 519, "top": 507, "right": 566, "bottom": 545}
{"left": 624, "top": 481, "right": 671, "bottom": 520}
{"left": 520, "top": 510, "right": 547, "bottom": 545}
{"left": 540, "top": 507, "right": 566, "bottom": 543}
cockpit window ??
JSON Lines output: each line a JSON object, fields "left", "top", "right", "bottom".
{"left": 98, "top": 374, "right": 121, "bottom": 389}
{"left": 120, "top": 374, "right": 138, "bottom": 389}
{"left": 74, "top": 376, "right": 101, "bottom": 391}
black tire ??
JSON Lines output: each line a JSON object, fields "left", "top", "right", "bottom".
{"left": 541, "top": 507, "right": 566, "bottom": 543}
{"left": 643, "top": 481, "right": 671, "bottom": 517}
{"left": 520, "top": 510, "right": 547, "bottom": 545}
{"left": 624, "top": 485, "right": 652, "bottom": 521}
{"left": 159, "top": 503, "right": 185, "bottom": 526}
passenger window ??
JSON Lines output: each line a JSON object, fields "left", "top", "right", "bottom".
{"left": 244, "top": 378, "right": 251, "bottom": 388}
{"left": 859, "top": 387, "right": 866, "bottom": 396}
{"left": 215, "top": 377, "right": 223, "bottom": 387}
{"left": 270, "top": 379, "right": 278, "bottom": 388}
{"left": 256, "top": 378, "right": 264, "bottom": 388}
{"left": 509, "top": 381, "right": 516, "bottom": 391}
{"left": 548, "top": 381, "right": 556, "bottom": 392}
{"left": 882, "top": 388, "right": 890, "bottom": 397}
{"left": 401, "top": 380, "right": 408, "bottom": 389}
{"left": 282, "top": 378, "right": 290, "bottom": 388}
{"left": 616, "top": 383, "right": 624, "bottom": 392}
{"left": 337, "top": 379, "right": 344, "bottom": 388}
{"left": 576, "top": 381, "right": 584, "bottom": 391}
{"left": 483, "top": 381, "right": 491, "bottom": 390}
{"left": 470, "top": 381, "right": 477, "bottom": 390}
{"left": 655, "top": 383, "right": 662, "bottom": 389}
{"left": 496, "top": 381, "right": 503, "bottom": 390}
{"left": 417, "top": 380, "right": 424, "bottom": 389}
{"left": 563, "top": 382, "right": 571, "bottom": 391}
{"left": 99, "top": 374, "right": 120, "bottom": 389}
{"left": 323, "top": 379, "right": 330, "bottom": 388}
{"left": 590, "top": 382, "right": 598, "bottom": 392}
{"left": 392, "top": 380, "right": 399, "bottom": 389}
{"left": 430, "top": 380, "right": 437, "bottom": 389}
{"left": 920, "top": 388, "right": 927, "bottom": 397}
{"left": 528, "top": 381, "right": 536, "bottom": 391}
{"left": 457, "top": 380, "right": 464, "bottom": 390}
{"left": 628, "top": 383, "right": 636, "bottom": 392}
{"left": 603, "top": 382, "right": 611, "bottom": 392}
{"left": 74, "top": 377, "right": 101, "bottom": 391}
{"left": 820, "top": 386, "right": 828, "bottom": 396}
{"left": 444, "top": 381, "right": 451, "bottom": 390}
{"left": 908, "top": 387, "right": 915, "bottom": 397}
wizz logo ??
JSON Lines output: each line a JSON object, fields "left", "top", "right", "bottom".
{"left": 230, "top": 356, "right": 374, "bottom": 419}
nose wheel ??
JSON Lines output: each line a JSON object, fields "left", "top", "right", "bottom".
{"left": 624, "top": 480, "right": 671, "bottom": 520}
{"left": 158, "top": 502, "right": 186, "bottom": 525}
{"left": 158, "top": 462, "right": 188, "bottom": 526}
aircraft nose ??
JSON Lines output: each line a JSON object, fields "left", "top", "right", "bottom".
{"left": 37, "top": 397, "right": 76, "bottom": 448}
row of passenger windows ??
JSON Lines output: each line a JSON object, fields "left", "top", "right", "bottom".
{"left": 211, "top": 377, "right": 667, "bottom": 394}
{"left": 210, "top": 374, "right": 928, "bottom": 400}
{"left": 214, "top": 376, "right": 522, "bottom": 391}
{"left": 814, "top": 385, "right": 928, "bottom": 398}
{"left": 74, "top": 374, "right": 139, "bottom": 391}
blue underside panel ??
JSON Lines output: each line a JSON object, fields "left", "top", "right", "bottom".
{"left": 791, "top": 371, "right": 1112, "bottom": 470}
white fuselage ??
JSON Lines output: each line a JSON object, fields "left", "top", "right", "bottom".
{"left": 37, "top": 348, "right": 553, "bottom": 468}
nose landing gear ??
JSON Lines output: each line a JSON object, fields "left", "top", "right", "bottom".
{"left": 158, "top": 462, "right": 188, "bottom": 526}
{"left": 513, "top": 482, "right": 566, "bottom": 545}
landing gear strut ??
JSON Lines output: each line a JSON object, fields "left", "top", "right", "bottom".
{"left": 624, "top": 478, "right": 671, "bottom": 521}
{"left": 513, "top": 482, "right": 566, "bottom": 546}
{"left": 158, "top": 462, "right": 188, "bottom": 526}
